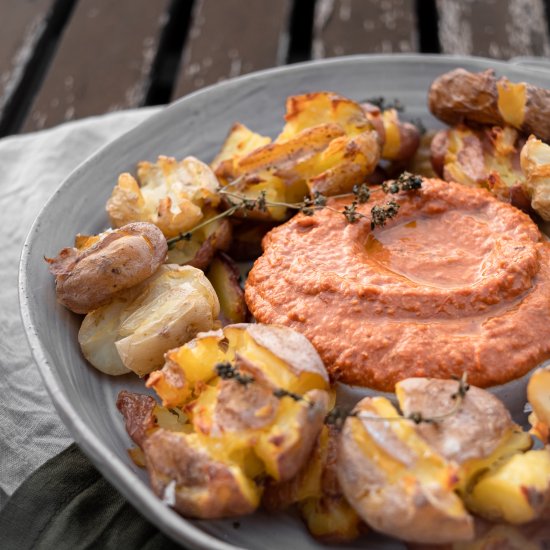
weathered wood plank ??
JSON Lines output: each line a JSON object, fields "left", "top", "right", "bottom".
{"left": 436, "top": 0, "right": 550, "bottom": 58}
{"left": 22, "top": 0, "right": 171, "bottom": 132}
{"left": 173, "top": 0, "right": 292, "bottom": 99}
{"left": 0, "top": 0, "right": 56, "bottom": 125}
{"left": 312, "top": 0, "right": 419, "bottom": 59}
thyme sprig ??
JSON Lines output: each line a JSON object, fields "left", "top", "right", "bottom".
{"left": 370, "top": 201, "right": 400, "bottom": 229}
{"left": 166, "top": 172, "right": 422, "bottom": 248}
{"left": 213, "top": 362, "right": 314, "bottom": 406}
{"left": 215, "top": 362, "right": 255, "bottom": 386}
{"left": 326, "top": 374, "right": 470, "bottom": 429}
{"left": 365, "top": 96, "right": 404, "bottom": 112}
{"left": 382, "top": 171, "right": 423, "bottom": 194}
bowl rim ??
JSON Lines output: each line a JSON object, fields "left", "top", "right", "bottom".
{"left": 18, "top": 53, "right": 550, "bottom": 549}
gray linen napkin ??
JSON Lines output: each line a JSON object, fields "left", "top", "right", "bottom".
{"left": 0, "top": 107, "right": 161, "bottom": 509}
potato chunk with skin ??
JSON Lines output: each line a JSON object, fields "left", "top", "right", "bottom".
{"left": 78, "top": 265, "right": 219, "bottom": 376}
{"left": 107, "top": 156, "right": 220, "bottom": 238}
{"left": 361, "top": 103, "right": 420, "bottom": 162}
{"left": 337, "top": 396, "right": 474, "bottom": 544}
{"left": 46, "top": 222, "right": 167, "bottom": 314}
{"left": 428, "top": 68, "right": 550, "bottom": 142}
{"left": 148, "top": 323, "right": 329, "bottom": 408}
{"left": 520, "top": 136, "right": 550, "bottom": 221}
{"left": 118, "top": 324, "right": 331, "bottom": 519}
{"left": 263, "top": 426, "right": 362, "bottom": 542}
{"left": 206, "top": 253, "right": 248, "bottom": 325}
{"left": 212, "top": 92, "right": 381, "bottom": 220}
{"left": 116, "top": 391, "right": 257, "bottom": 518}
{"left": 396, "top": 378, "right": 550, "bottom": 527}
{"left": 528, "top": 365, "right": 550, "bottom": 443}
{"left": 431, "top": 124, "right": 529, "bottom": 206}
{"left": 464, "top": 448, "right": 550, "bottom": 524}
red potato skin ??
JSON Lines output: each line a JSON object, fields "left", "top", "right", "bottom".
{"left": 46, "top": 222, "right": 167, "bottom": 314}
{"left": 429, "top": 68, "right": 550, "bottom": 142}
{"left": 362, "top": 102, "right": 421, "bottom": 162}
{"left": 116, "top": 390, "right": 157, "bottom": 448}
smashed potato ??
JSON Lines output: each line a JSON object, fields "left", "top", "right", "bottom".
{"left": 107, "top": 155, "right": 219, "bottom": 238}
{"left": 429, "top": 68, "right": 550, "bottom": 142}
{"left": 211, "top": 92, "right": 381, "bottom": 219}
{"left": 46, "top": 222, "right": 167, "bottom": 314}
{"left": 78, "top": 265, "right": 219, "bottom": 376}
{"left": 120, "top": 323, "right": 331, "bottom": 518}
{"left": 336, "top": 377, "right": 550, "bottom": 544}
{"left": 337, "top": 395, "right": 474, "bottom": 544}
{"left": 520, "top": 136, "right": 550, "bottom": 220}
{"left": 431, "top": 124, "right": 529, "bottom": 206}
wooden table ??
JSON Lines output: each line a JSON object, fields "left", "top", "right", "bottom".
{"left": 1, "top": 0, "right": 550, "bottom": 137}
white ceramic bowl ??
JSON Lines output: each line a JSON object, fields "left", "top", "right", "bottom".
{"left": 20, "top": 54, "right": 550, "bottom": 550}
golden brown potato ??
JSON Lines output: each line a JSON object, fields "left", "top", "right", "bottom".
{"left": 428, "top": 68, "right": 550, "bottom": 141}
{"left": 144, "top": 429, "right": 260, "bottom": 518}
{"left": 463, "top": 448, "right": 550, "bottom": 524}
{"left": 116, "top": 391, "right": 255, "bottom": 518}
{"left": 361, "top": 103, "right": 420, "bottom": 162}
{"left": 395, "top": 378, "right": 550, "bottom": 527}
{"left": 520, "top": 136, "right": 550, "bottom": 221}
{"left": 528, "top": 365, "right": 550, "bottom": 443}
{"left": 337, "top": 396, "right": 474, "bottom": 544}
{"left": 206, "top": 253, "right": 248, "bottom": 325}
{"left": 395, "top": 378, "right": 530, "bottom": 466}
{"left": 78, "top": 265, "right": 219, "bottom": 376}
{"left": 119, "top": 324, "right": 331, "bottom": 519}
{"left": 211, "top": 92, "right": 381, "bottom": 220}
{"left": 46, "top": 222, "right": 167, "bottom": 314}
{"left": 430, "top": 124, "right": 529, "bottom": 206}
{"left": 148, "top": 323, "right": 330, "bottom": 408}
{"left": 263, "top": 425, "right": 362, "bottom": 542}
{"left": 106, "top": 155, "right": 220, "bottom": 238}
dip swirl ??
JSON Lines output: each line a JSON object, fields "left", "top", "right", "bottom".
{"left": 245, "top": 179, "right": 550, "bottom": 391}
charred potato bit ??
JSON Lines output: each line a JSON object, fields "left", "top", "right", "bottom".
{"left": 46, "top": 222, "right": 167, "bottom": 314}
{"left": 528, "top": 365, "right": 550, "bottom": 443}
{"left": 430, "top": 124, "right": 528, "bottom": 205}
{"left": 337, "top": 395, "right": 474, "bottom": 544}
{"left": 78, "top": 265, "right": 219, "bottom": 376}
{"left": 429, "top": 68, "right": 550, "bottom": 141}
{"left": 206, "top": 253, "right": 248, "bottom": 325}
{"left": 122, "top": 324, "right": 330, "bottom": 518}
{"left": 520, "top": 136, "right": 550, "bottom": 221}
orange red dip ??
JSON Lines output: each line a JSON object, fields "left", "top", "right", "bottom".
{"left": 245, "top": 178, "right": 550, "bottom": 391}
